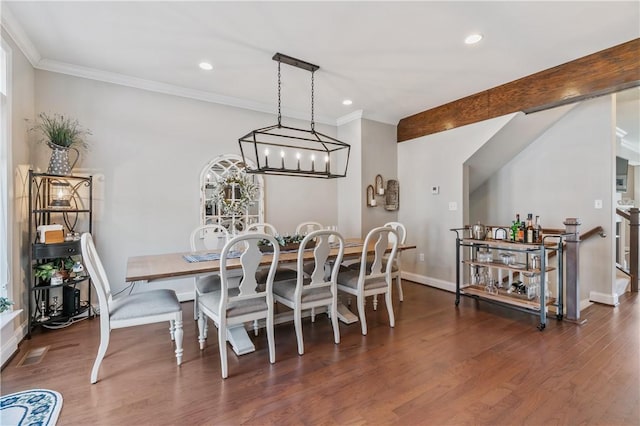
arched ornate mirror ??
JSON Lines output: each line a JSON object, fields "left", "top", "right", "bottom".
{"left": 200, "top": 154, "right": 264, "bottom": 234}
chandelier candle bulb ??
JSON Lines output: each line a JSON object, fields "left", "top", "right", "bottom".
{"left": 325, "top": 155, "right": 330, "bottom": 173}
{"left": 296, "top": 152, "right": 301, "bottom": 170}
{"left": 264, "top": 149, "right": 269, "bottom": 168}
{"left": 311, "top": 154, "right": 315, "bottom": 172}
{"left": 280, "top": 150, "right": 285, "bottom": 169}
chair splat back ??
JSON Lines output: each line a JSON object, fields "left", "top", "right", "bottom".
{"left": 361, "top": 229, "right": 396, "bottom": 277}
{"left": 190, "top": 224, "right": 229, "bottom": 251}
{"left": 245, "top": 222, "right": 278, "bottom": 236}
{"left": 295, "top": 221, "right": 323, "bottom": 235}
{"left": 220, "top": 234, "right": 280, "bottom": 302}
{"left": 307, "top": 233, "right": 331, "bottom": 284}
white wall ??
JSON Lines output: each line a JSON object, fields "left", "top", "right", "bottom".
{"left": 400, "top": 95, "right": 615, "bottom": 306}
{"left": 470, "top": 96, "right": 614, "bottom": 304}
{"left": 33, "top": 70, "right": 338, "bottom": 298}
{"left": 337, "top": 118, "right": 362, "bottom": 238}
{"left": 361, "top": 118, "right": 397, "bottom": 235}
{"left": 397, "top": 114, "right": 515, "bottom": 287}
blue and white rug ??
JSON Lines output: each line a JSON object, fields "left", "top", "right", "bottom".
{"left": 0, "top": 389, "right": 62, "bottom": 426}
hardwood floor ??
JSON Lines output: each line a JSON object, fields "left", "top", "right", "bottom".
{"left": 2, "top": 282, "right": 638, "bottom": 425}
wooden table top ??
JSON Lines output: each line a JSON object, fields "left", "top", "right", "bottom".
{"left": 125, "top": 239, "right": 416, "bottom": 282}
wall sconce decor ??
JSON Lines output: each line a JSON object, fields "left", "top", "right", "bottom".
{"left": 375, "top": 174, "right": 384, "bottom": 195}
{"left": 238, "top": 53, "right": 351, "bottom": 178}
{"left": 385, "top": 179, "right": 399, "bottom": 211}
{"left": 366, "top": 185, "right": 376, "bottom": 207}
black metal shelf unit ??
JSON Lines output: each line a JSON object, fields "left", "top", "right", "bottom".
{"left": 28, "top": 170, "right": 94, "bottom": 336}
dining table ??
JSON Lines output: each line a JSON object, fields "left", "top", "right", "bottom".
{"left": 125, "top": 239, "right": 416, "bottom": 355}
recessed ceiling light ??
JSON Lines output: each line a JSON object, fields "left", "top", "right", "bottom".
{"left": 464, "top": 34, "right": 483, "bottom": 45}
{"left": 199, "top": 62, "right": 213, "bottom": 71}
{"left": 342, "top": 99, "right": 353, "bottom": 106}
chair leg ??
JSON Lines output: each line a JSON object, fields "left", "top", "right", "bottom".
{"left": 254, "top": 319, "right": 259, "bottom": 336}
{"left": 330, "top": 301, "right": 340, "bottom": 344}
{"left": 193, "top": 292, "right": 199, "bottom": 320}
{"left": 173, "top": 317, "right": 184, "bottom": 365}
{"left": 219, "top": 322, "right": 229, "bottom": 379}
{"left": 294, "top": 307, "right": 304, "bottom": 355}
{"left": 396, "top": 274, "right": 404, "bottom": 302}
{"left": 90, "top": 325, "right": 110, "bottom": 384}
{"left": 385, "top": 290, "right": 395, "bottom": 328}
{"left": 373, "top": 295, "right": 378, "bottom": 311}
{"left": 267, "top": 311, "right": 276, "bottom": 364}
{"left": 357, "top": 295, "right": 367, "bottom": 335}
{"left": 311, "top": 307, "right": 316, "bottom": 323}
{"left": 197, "top": 311, "right": 207, "bottom": 350}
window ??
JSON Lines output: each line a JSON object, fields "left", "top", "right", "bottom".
{"left": 0, "top": 39, "right": 11, "bottom": 300}
{"left": 200, "top": 154, "right": 264, "bottom": 234}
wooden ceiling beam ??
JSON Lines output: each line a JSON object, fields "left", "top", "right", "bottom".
{"left": 397, "top": 38, "right": 640, "bottom": 142}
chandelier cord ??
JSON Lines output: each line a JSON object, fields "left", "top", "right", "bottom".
{"left": 311, "top": 70, "right": 315, "bottom": 131}
{"left": 277, "top": 59, "right": 282, "bottom": 127}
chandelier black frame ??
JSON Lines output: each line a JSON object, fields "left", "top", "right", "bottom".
{"left": 238, "top": 53, "right": 351, "bottom": 178}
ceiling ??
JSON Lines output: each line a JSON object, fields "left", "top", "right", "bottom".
{"left": 2, "top": 1, "right": 639, "bottom": 127}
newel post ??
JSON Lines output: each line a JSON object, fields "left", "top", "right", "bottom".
{"left": 564, "top": 218, "right": 584, "bottom": 323}
{"left": 630, "top": 208, "right": 639, "bottom": 293}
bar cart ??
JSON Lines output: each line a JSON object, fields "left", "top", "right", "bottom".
{"left": 451, "top": 227, "right": 565, "bottom": 331}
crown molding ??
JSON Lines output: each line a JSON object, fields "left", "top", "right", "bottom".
{"left": 336, "top": 109, "right": 397, "bottom": 127}
{"left": 336, "top": 110, "right": 363, "bottom": 126}
{"left": 37, "top": 58, "right": 337, "bottom": 126}
{"left": 0, "top": 5, "right": 41, "bottom": 67}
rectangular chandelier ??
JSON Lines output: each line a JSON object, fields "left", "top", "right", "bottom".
{"left": 238, "top": 53, "right": 351, "bottom": 178}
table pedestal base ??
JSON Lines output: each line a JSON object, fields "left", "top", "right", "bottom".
{"left": 226, "top": 324, "right": 256, "bottom": 355}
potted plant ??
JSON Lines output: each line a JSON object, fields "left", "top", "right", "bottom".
{"left": 30, "top": 112, "right": 91, "bottom": 175}
{"left": 33, "top": 258, "right": 75, "bottom": 283}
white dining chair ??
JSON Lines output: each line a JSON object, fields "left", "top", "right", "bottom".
{"left": 272, "top": 230, "right": 344, "bottom": 355}
{"left": 246, "top": 222, "right": 297, "bottom": 285}
{"left": 190, "top": 224, "right": 230, "bottom": 320}
{"left": 384, "top": 222, "right": 407, "bottom": 302}
{"left": 197, "top": 233, "right": 280, "bottom": 378}
{"left": 294, "top": 221, "right": 324, "bottom": 276}
{"left": 81, "top": 233, "right": 183, "bottom": 384}
{"left": 245, "top": 222, "right": 278, "bottom": 236}
{"left": 337, "top": 226, "right": 399, "bottom": 335}
{"left": 295, "top": 221, "right": 323, "bottom": 235}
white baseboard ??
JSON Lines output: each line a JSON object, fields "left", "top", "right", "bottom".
{"left": 1, "top": 310, "right": 24, "bottom": 368}
{"left": 401, "top": 271, "right": 456, "bottom": 293}
{"left": 589, "top": 291, "right": 619, "bottom": 307}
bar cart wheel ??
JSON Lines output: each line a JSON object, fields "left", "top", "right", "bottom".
{"left": 537, "top": 323, "right": 546, "bottom": 331}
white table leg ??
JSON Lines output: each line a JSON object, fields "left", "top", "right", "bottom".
{"left": 226, "top": 324, "right": 255, "bottom": 355}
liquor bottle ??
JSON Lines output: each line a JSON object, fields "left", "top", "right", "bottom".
{"left": 517, "top": 221, "right": 525, "bottom": 243}
{"left": 534, "top": 215, "right": 542, "bottom": 243}
{"left": 526, "top": 213, "right": 534, "bottom": 243}
{"left": 511, "top": 214, "right": 520, "bottom": 241}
